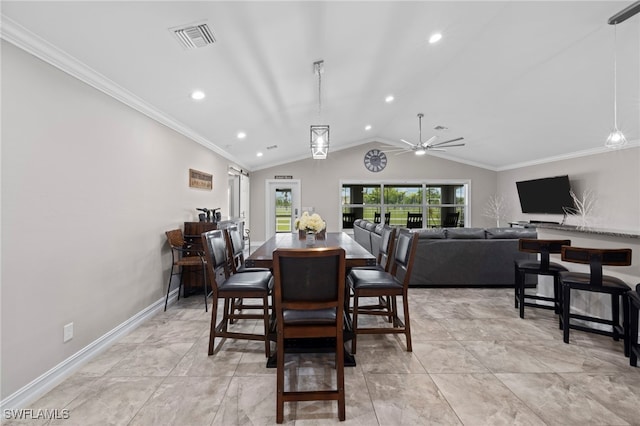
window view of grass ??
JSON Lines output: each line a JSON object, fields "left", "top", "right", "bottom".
{"left": 275, "top": 189, "right": 292, "bottom": 232}
{"left": 342, "top": 183, "right": 467, "bottom": 228}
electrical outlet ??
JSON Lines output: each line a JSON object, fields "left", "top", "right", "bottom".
{"left": 63, "top": 322, "right": 73, "bottom": 343}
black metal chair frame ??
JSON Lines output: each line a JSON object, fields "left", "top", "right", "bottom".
{"left": 374, "top": 211, "right": 390, "bottom": 225}
{"left": 514, "top": 238, "right": 570, "bottom": 319}
{"left": 272, "top": 247, "right": 346, "bottom": 423}
{"left": 406, "top": 212, "right": 422, "bottom": 229}
{"left": 559, "top": 246, "right": 632, "bottom": 356}
{"left": 442, "top": 212, "right": 460, "bottom": 227}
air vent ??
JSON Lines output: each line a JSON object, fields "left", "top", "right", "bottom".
{"left": 170, "top": 22, "right": 215, "bottom": 49}
{"left": 266, "top": 145, "right": 278, "bottom": 150}
{"left": 434, "top": 125, "right": 448, "bottom": 131}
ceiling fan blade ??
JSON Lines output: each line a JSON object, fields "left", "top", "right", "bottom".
{"left": 431, "top": 143, "right": 465, "bottom": 149}
{"left": 428, "top": 137, "right": 464, "bottom": 148}
{"left": 381, "top": 148, "right": 408, "bottom": 153}
{"left": 394, "top": 150, "right": 414, "bottom": 156}
{"left": 421, "top": 135, "right": 437, "bottom": 147}
{"left": 400, "top": 139, "right": 416, "bottom": 147}
{"left": 427, "top": 148, "right": 447, "bottom": 152}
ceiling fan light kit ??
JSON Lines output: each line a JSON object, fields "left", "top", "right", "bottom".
{"left": 383, "top": 113, "right": 466, "bottom": 156}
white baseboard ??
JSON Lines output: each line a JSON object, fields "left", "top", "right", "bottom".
{"left": 0, "top": 289, "right": 179, "bottom": 411}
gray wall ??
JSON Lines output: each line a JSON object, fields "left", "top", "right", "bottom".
{"left": 250, "top": 143, "right": 498, "bottom": 241}
{"left": 1, "top": 42, "right": 230, "bottom": 398}
{"left": 497, "top": 147, "right": 640, "bottom": 231}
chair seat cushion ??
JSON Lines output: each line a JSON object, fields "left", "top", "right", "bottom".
{"left": 348, "top": 269, "right": 401, "bottom": 290}
{"left": 282, "top": 308, "right": 336, "bottom": 325}
{"left": 219, "top": 271, "right": 273, "bottom": 292}
{"left": 559, "top": 271, "right": 631, "bottom": 292}
{"left": 237, "top": 266, "right": 271, "bottom": 273}
{"left": 515, "top": 260, "right": 568, "bottom": 273}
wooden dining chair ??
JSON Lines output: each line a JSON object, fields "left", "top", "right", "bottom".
{"left": 347, "top": 228, "right": 419, "bottom": 354}
{"left": 224, "top": 225, "right": 270, "bottom": 323}
{"left": 164, "top": 229, "right": 208, "bottom": 312}
{"left": 272, "top": 247, "right": 346, "bottom": 423}
{"left": 202, "top": 230, "right": 273, "bottom": 357}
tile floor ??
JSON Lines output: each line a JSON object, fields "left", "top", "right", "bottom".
{"left": 8, "top": 288, "right": 640, "bottom": 425}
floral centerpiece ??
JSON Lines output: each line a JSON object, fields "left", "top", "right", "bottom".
{"left": 295, "top": 211, "right": 326, "bottom": 242}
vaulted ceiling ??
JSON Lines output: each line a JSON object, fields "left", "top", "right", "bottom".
{"left": 2, "top": 1, "right": 639, "bottom": 171}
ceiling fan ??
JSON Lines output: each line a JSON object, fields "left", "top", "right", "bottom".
{"left": 383, "top": 113, "right": 465, "bottom": 156}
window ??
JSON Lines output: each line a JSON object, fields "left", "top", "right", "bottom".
{"left": 341, "top": 181, "right": 468, "bottom": 229}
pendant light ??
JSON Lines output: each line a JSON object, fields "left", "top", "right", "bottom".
{"left": 605, "top": 23, "right": 627, "bottom": 148}
{"left": 310, "top": 60, "right": 329, "bottom": 159}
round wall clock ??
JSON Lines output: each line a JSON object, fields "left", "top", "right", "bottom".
{"left": 364, "top": 149, "right": 387, "bottom": 172}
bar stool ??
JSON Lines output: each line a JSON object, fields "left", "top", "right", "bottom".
{"left": 629, "top": 284, "right": 640, "bottom": 367}
{"left": 559, "top": 246, "right": 632, "bottom": 355}
{"left": 514, "top": 239, "right": 570, "bottom": 319}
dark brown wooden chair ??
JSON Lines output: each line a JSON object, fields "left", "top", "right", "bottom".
{"left": 560, "top": 246, "right": 632, "bottom": 356}
{"left": 629, "top": 284, "right": 640, "bottom": 367}
{"left": 406, "top": 212, "right": 422, "bottom": 228}
{"left": 515, "top": 238, "right": 571, "bottom": 319}
{"left": 272, "top": 247, "right": 346, "bottom": 423}
{"left": 347, "top": 229, "right": 419, "bottom": 354}
{"left": 202, "top": 230, "right": 273, "bottom": 357}
{"left": 164, "top": 229, "right": 208, "bottom": 312}
{"left": 224, "top": 225, "right": 270, "bottom": 323}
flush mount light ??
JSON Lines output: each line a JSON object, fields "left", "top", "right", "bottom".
{"left": 190, "top": 90, "right": 205, "bottom": 100}
{"left": 385, "top": 95, "right": 395, "bottom": 103}
{"left": 365, "top": 125, "right": 372, "bottom": 131}
{"left": 429, "top": 33, "right": 442, "bottom": 44}
{"left": 237, "top": 132, "right": 246, "bottom": 139}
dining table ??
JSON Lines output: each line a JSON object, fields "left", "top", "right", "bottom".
{"left": 245, "top": 231, "right": 376, "bottom": 367}
{"left": 245, "top": 231, "right": 377, "bottom": 269}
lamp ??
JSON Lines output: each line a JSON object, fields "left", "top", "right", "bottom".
{"left": 311, "top": 60, "right": 329, "bottom": 159}
{"left": 605, "top": 23, "right": 627, "bottom": 149}
{"left": 604, "top": 1, "right": 640, "bottom": 148}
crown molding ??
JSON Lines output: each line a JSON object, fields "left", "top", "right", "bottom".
{"left": 0, "top": 14, "right": 248, "bottom": 170}
{"left": 496, "top": 139, "right": 640, "bottom": 172}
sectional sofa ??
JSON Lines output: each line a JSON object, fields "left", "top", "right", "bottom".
{"left": 352, "top": 219, "right": 537, "bottom": 287}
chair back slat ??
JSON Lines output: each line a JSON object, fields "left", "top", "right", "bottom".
{"left": 519, "top": 238, "right": 571, "bottom": 270}
{"left": 378, "top": 226, "right": 397, "bottom": 271}
{"left": 561, "top": 246, "right": 632, "bottom": 286}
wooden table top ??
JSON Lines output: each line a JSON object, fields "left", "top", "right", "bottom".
{"left": 245, "top": 232, "right": 376, "bottom": 269}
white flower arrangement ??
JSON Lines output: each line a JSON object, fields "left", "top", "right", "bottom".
{"left": 295, "top": 211, "right": 325, "bottom": 233}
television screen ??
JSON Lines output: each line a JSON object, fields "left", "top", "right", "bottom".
{"left": 516, "top": 175, "right": 575, "bottom": 214}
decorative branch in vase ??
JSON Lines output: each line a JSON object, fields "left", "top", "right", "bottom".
{"left": 563, "top": 189, "right": 597, "bottom": 230}
{"left": 483, "top": 194, "right": 509, "bottom": 227}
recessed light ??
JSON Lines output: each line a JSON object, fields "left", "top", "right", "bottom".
{"left": 237, "top": 132, "right": 246, "bottom": 139}
{"left": 385, "top": 95, "right": 395, "bottom": 103}
{"left": 190, "top": 90, "right": 205, "bottom": 100}
{"left": 429, "top": 33, "right": 442, "bottom": 44}
{"left": 365, "top": 125, "right": 372, "bottom": 131}
{"left": 256, "top": 152, "right": 263, "bottom": 157}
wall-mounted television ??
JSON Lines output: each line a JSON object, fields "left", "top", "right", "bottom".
{"left": 516, "top": 175, "right": 575, "bottom": 215}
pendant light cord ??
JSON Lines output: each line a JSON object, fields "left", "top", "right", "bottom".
{"left": 613, "top": 23, "right": 618, "bottom": 127}
{"left": 317, "top": 66, "right": 322, "bottom": 115}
